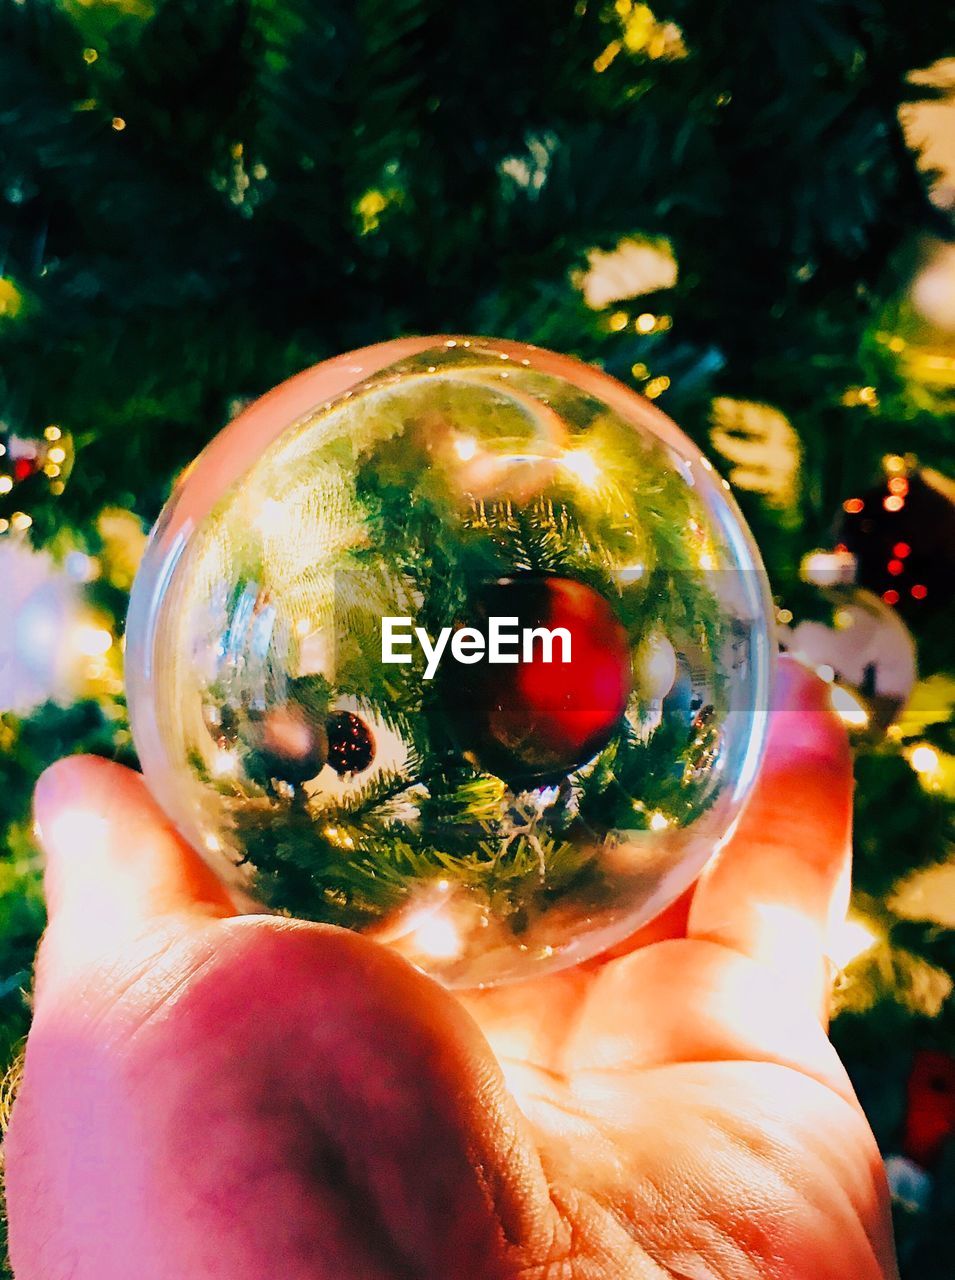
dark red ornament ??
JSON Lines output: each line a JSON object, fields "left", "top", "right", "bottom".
{"left": 903, "top": 1050, "right": 955, "bottom": 1171}
{"left": 326, "top": 710, "right": 376, "bottom": 776}
{"left": 448, "top": 574, "right": 631, "bottom": 786}
{"left": 837, "top": 468, "right": 955, "bottom": 617}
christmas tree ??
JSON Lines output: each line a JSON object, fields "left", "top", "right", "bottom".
{"left": 1, "top": 1, "right": 954, "bottom": 1273}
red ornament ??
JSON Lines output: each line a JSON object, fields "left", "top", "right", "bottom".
{"left": 449, "top": 574, "right": 631, "bottom": 786}
{"left": 326, "top": 710, "right": 376, "bottom": 776}
{"left": 903, "top": 1050, "right": 955, "bottom": 1170}
{"left": 13, "top": 456, "right": 36, "bottom": 482}
{"left": 837, "top": 468, "right": 955, "bottom": 617}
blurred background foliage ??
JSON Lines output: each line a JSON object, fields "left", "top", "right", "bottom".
{"left": 1, "top": 0, "right": 954, "bottom": 1272}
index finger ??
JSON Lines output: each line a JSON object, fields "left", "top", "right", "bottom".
{"left": 32, "top": 756, "right": 236, "bottom": 1006}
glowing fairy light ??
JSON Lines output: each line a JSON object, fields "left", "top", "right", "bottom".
{"left": 649, "top": 811, "right": 670, "bottom": 831}
{"left": 561, "top": 449, "right": 601, "bottom": 489}
{"left": 405, "top": 907, "right": 463, "bottom": 960}
{"left": 909, "top": 744, "right": 940, "bottom": 777}
{"left": 454, "top": 435, "right": 478, "bottom": 461}
{"left": 73, "top": 625, "right": 113, "bottom": 657}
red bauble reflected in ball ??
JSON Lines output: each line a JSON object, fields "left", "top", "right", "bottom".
{"left": 449, "top": 574, "right": 632, "bottom": 786}
{"left": 326, "top": 710, "right": 376, "bottom": 777}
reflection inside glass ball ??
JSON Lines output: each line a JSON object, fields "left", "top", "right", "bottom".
{"left": 128, "top": 338, "right": 772, "bottom": 987}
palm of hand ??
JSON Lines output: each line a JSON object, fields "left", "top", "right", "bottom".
{"left": 5, "top": 663, "right": 897, "bottom": 1280}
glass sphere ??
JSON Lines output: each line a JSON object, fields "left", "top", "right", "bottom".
{"left": 127, "top": 337, "right": 773, "bottom": 987}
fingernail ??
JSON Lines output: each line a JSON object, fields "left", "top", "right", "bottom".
{"left": 34, "top": 757, "right": 84, "bottom": 848}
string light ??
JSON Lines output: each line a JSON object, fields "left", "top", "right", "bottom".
{"left": 883, "top": 494, "right": 905, "bottom": 512}
{"left": 843, "top": 497, "right": 864, "bottom": 514}
{"left": 111, "top": 117, "right": 126, "bottom": 132}
{"left": 644, "top": 375, "right": 670, "bottom": 399}
{"left": 842, "top": 385, "right": 879, "bottom": 408}
{"left": 10, "top": 512, "right": 31, "bottom": 532}
{"left": 909, "top": 744, "right": 940, "bottom": 777}
{"left": 593, "top": 39, "right": 621, "bottom": 72}
{"left": 635, "top": 312, "right": 656, "bottom": 333}
{"left": 73, "top": 625, "right": 113, "bottom": 657}
{"left": 888, "top": 476, "right": 909, "bottom": 496}
{"left": 912, "top": 584, "right": 928, "bottom": 600}
{"left": 47, "top": 446, "right": 66, "bottom": 464}
{"left": 44, "top": 425, "right": 61, "bottom": 441}
{"left": 887, "top": 559, "right": 904, "bottom": 576}
{"left": 882, "top": 589, "right": 900, "bottom": 605}
{"left": 0, "top": 277, "right": 24, "bottom": 318}
{"left": 0, "top": 476, "right": 12, "bottom": 495}
{"left": 608, "top": 310, "right": 629, "bottom": 331}
{"left": 561, "top": 449, "right": 601, "bottom": 489}
{"left": 894, "top": 542, "right": 911, "bottom": 558}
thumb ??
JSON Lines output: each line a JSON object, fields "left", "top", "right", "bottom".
{"left": 688, "top": 656, "right": 853, "bottom": 1017}
{"left": 33, "top": 756, "right": 235, "bottom": 1002}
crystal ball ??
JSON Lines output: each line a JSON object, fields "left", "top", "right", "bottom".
{"left": 126, "top": 337, "right": 773, "bottom": 987}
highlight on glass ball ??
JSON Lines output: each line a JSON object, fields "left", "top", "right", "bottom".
{"left": 126, "top": 336, "right": 773, "bottom": 987}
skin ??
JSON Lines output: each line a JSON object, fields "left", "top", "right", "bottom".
{"left": 4, "top": 658, "right": 898, "bottom": 1279}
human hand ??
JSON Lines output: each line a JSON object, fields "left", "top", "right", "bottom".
{"left": 5, "top": 657, "right": 898, "bottom": 1279}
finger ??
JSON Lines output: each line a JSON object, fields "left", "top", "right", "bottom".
{"left": 34, "top": 756, "right": 235, "bottom": 983}
{"left": 687, "top": 656, "right": 853, "bottom": 1018}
